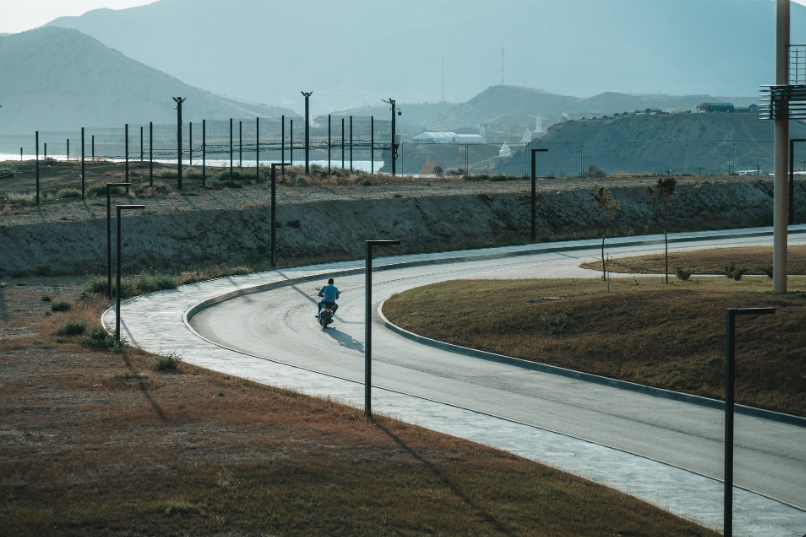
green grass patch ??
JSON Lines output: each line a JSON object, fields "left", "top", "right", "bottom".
{"left": 153, "top": 352, "right": 182, "bottom": 371}
{"left": 82, "top": 271, "right": 178, "bottom": 300}
{"left": 55, "top": 320, "right": 87, "bottom": 337}
{"left": 56, "top": 188, "right": 81, "bottom": 199}
{"left": 384, "top": 277, "right": 806, "bottom": 417}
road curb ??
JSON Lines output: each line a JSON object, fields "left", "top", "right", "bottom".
{"left": 377, "top": 302, "right": 806, "bottom": 429}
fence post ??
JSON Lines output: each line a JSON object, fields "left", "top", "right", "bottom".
{"left": 35, "top": 131, "right": 40, "bottom": 205}
{"left": 229, "top": 118, "right": 233, "bottom": 179}
{"left": 125, "top": 123, "right": 129, "bottom": 183}
{"left": 92, "top": 135, "right": 95, "bottom": 160}
{"left": 466, "top": 143, "right": 469, "bottom": 174}
{"left": 256, "top": 117, "right": 260, "bottom": 182}
{"left": 634, "top": 141, "right": 637, "bottom": 176}
{"left": 350, "top": 115, "right": 353, "bottom": 172}
{"left": 202, "top": 119, "right": 206, "bottom": 188}
{"left": 239, "top": 120, "right": 243, "bottom": 168}
{"left": 20, "top": 148, "right": 22, "bottom": 161}
{"left": 290, "top": 120, "right": 294, "bottom": 167}
{"left": 341, "top": 118, "right": 345, "bottom": 169}
{"left": 281, "top": 115, "right": 285, "bottom": 176}
{"left": 371, "top": 116, "right": 374, "bottom": 174}
{"left": 81, "top": 127, "right": 85, "bottom": 199}
{"left": 140, "top": 126, "right": 144, "bottom": 162}
{"left": 189, "top": 122, "right": 193, "bottom": 166}
{"left": 173, "top": 97, "right": 186, "bottom": 190}
{"left": 66, "top": 139, "right": 69, "bottom": 161}
{"left": 44, "top": 143, "right": 47, "bottom": 160}
{"left": 149, "top": 122, "right": 153, "bottom": 187}
{"left": 328, "top": 115, "right": 332, "bottom": 174}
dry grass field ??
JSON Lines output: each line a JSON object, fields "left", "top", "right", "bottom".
{"left": 384, "top": 277, "right": 806, "bottom": 417}
{"left": 0, "top": 283, "right": 718, "bottom": 536}
{"left": 581, "top": 245, "right": 806, "bottom": 275}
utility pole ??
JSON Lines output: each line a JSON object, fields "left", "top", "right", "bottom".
{"left": 383, "top": 98, "right": 399, "bottom": 176}
{"left": 302, "top": 92, "right": 312, "bottom": 174}
{"left": 173, "top": 97, "right": 186, "bottom": 190}
{"left": 773, "top": 0, "right": 790, "bottom": 292}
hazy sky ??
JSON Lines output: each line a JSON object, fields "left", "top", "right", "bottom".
{"left": 4, "top": 0, "right": 806, "bottom": 34}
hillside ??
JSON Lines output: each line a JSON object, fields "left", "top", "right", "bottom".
{"left": 0, "top": 27, "right": 294, "bottom": 134}
{"left": 494, "top": 114, "right": 806, "bottom": 176}
{"left": 43, "top": 0, "right": 806, "bottom": 115}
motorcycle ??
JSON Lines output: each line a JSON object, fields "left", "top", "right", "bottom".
{"left": 315, "top": 287, "right": 337, "bottom": 329}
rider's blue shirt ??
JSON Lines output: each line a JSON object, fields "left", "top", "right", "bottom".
{"left": 319, "top": 284, "right": 340, "bottom": 303}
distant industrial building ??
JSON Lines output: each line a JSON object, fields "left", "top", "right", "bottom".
{"left": 697, "top": 102, "right": 735, "bottom": 113}
{"left": 412, "top": 132, "right": 485, "bottom": 144}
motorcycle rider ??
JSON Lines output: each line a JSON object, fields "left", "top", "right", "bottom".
{"left": 316, "top": 277, "right": 340, "bottom": 318}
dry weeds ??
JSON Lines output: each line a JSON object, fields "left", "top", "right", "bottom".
{"left": 0, "top": 284, "right": 717, "bottom": 535}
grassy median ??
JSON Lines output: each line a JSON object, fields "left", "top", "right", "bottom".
{"left": 383, "top": 277, "right": 806, "bottom": 417}
{"left": 0, "top": 283, "right": 718, "bottom": 536}
{"left": 580, "top": 245, "right": 806, "bottom": 275}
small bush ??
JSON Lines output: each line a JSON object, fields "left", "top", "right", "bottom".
{"left": 274, "top": 220, "right": 283, "bottom": 228}
{"left": 156, "top": 170, "right": 178, "bottom": 179}
{"left": 296, "top": 177, "right": 308, "bottom": 186}
{"left": 41, "top": 294, "right": 51, "bottom": 302}
{"left": 56, "top": 188, "right": 81, "bottom": 199}
{"left": 724, "top": 262, "right": 749, "bottom": 281}
{"left": 490, "top": 174, "right": 510, "bottom": 182}
{"left": 760, "top": 265, "right": 774, "bottom": 278}
{"left": 0, "top": 167, "right": 16, "bottom": 179}
{"left": 393, "top": 193, "right": 403, "bottom": 198}
{"left": 359, "top": 179, "right": 374, "bottom": 186}
{"left": 56, "top": 321, "right": 87, "bottom": 336}
{"left": 51, "top": 301, "right": 71, "bottom": 312}
{"left": 286, "top": 219, "right": 301, "bottom": 228}
{"left": 83, "top": 327, "right": 114, "bottom": 348}
{"left": 675, "top": 268, "right": 694, "bottom": 281}
{"left": 542, "top": 307, "right": 572, "bottom": 335}
{"left": 87, "top": 184, "right": 125, "bottom": 197}
{"left": 153, "top": 353, "right": 182, "bottom": 371}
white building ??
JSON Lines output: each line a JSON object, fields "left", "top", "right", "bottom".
{"left": 412, "top": 132, "right": 484, "bottom": 144}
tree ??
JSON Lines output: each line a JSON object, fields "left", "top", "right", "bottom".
{"left": 593, "top": 186, "right": 621, "bottom": 281}
{"left": 646, "top": 175, "right": 678, "bottom": 283}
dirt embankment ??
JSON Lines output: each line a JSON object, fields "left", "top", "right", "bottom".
{"left": 1, "top": 180, "right": 803, "bottom": 276}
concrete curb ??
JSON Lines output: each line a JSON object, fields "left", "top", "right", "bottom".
{"left": 377, "top": 302, "right": 806, "bottom": 430}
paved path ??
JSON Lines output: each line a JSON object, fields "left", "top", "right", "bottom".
{"left": 105, "top": 226, "right": 806, "bottom": 536}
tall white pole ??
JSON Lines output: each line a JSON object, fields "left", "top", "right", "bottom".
{"left": 774, "top": 0, "right": 790, "bottom": 292}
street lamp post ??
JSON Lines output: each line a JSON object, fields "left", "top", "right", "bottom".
{"left": 115, "top": 204, "right": 146, "bottom": 341}
{"left": 364, "top": 239, "right": 401, "bottom": 417}
{"left": 531, "top": 148, "right": 548, "bottom": 243}
{"left": 107, "top": 183, "right": 132, "bottom": 298}
{"left": 270, "top": 163, "right": 290, "bottom": 268}
{"left": 302, "top": 92, "right": 312, "bottom": 174}
{"left": 724, "top": 307, "right": 775, "bottom": 537}
{"left": 173, "top": 97, "right": 187, "bottom": 190}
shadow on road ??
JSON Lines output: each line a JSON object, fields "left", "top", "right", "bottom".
{"left": 323, "top": 327, "right": 364, "bottom": 353}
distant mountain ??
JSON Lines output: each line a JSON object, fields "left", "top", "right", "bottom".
{"left": 0, "top": 27, "right": 294, "bottom": 135}
{"left": 43, "top": 0, "right": 806, "bottom": 115}
{"left": 494, "top": 114, "right": 806, "bottom": 176}
{"left": 424, "top": 85, "right": 753, "bottom": 131}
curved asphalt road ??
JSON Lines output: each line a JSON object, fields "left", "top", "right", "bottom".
{"left": 108, "top": 227, "right": 806, "bottom": 535}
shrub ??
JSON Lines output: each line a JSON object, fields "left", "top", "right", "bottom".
{"left": 286, "top": 219, "right": 301, "bottom": 228}
{"left": 0, "top": 167, "right": 15, "bottom": 179}
{"left": 56, "top": 321, "right": 87, "bottom": 336}
{"left": 87, "top": 184, "right": 124, "bottom": 197}
{"left": 587, "top": 165, "right": 607, "bottom": 178}
{"left": 56, "top": 188, "right": 81, "bottom": 199}
{"left": 153, "top": 352, "right": 182, "bottom": 371}
{"left": 542, "top": 307, "right": 572, "bottom": 335}
{"left": 433, "top": 166, "right": 444, "bottom": 177}
{"left": 51, "top": 301, "right": 71, "bottom": 312}
{"left": 156, "top": 170, "right": 178, "bottom": 179}
{"left": 760, "top": 265, "right": 774, "bottom": 278}
{"left": 490, "top": 174, "right": 510, "bottom": 181}
{"left": 295, "top": 177, "right": 308, "bottom": 186}
{"left": 41, "top": 294, "right": 51, "bottom": 302}
{"left": 393, "top": 193, "right": 403, "bottom": 198}
{"left": 675, "top": 268, "right": 694, "bottom": 281}
{"left": 724, "top": 262, "right": 749, "bottom": 281}
{"left": 359, "top": 179, "right": 373, "bottom": 186}
{"left": 82, "top": 327, "right": 114, "bottom": 348}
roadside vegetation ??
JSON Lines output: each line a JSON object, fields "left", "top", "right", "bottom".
{"left": 580, "top": 245, "right": 806, "bottom": 276}
{"left": 0, "top": 283, "right": 717, "bottom": 536}
{"left": 383, "top": 276, "right": 806, "bottom": 417}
